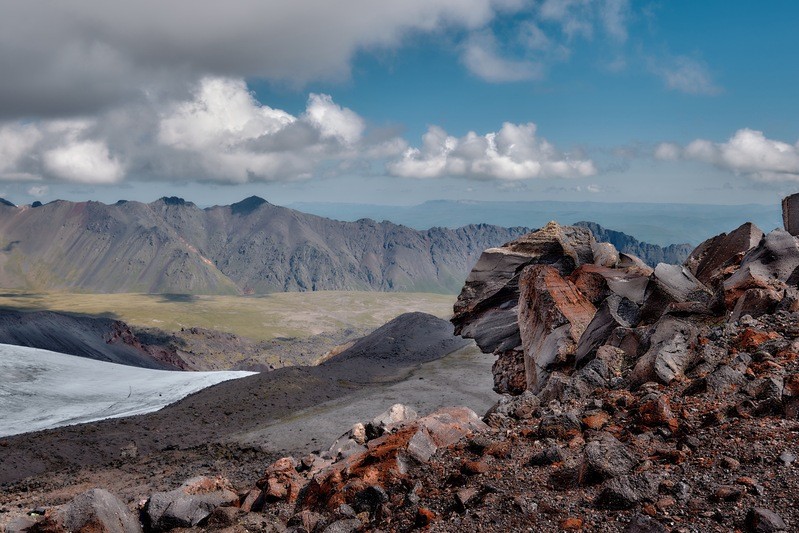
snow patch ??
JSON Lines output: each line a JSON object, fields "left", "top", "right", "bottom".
{"left": 0, "top": 344, "right": 255, "bottom": 437}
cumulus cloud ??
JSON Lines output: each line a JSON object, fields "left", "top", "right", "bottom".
{"left": 0, "top": 77, "right": 404, "bottom": 185}
{"left": 650, "top": 56, "right": 721, "bottom": 95}
{"left": 0, "top": 0, "right": 525, "bottom": 118}
{"left": 655, "top": 129, "right": 799, "bottom": 182}
{"left": 388, "top": 122, "right": 596, "bottom": 180}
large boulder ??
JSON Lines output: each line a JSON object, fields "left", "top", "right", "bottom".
{"left": 639, "top": 264, "right": 713, "bottom": 322}
{"left": 685, "top": 222, "right": 763, "bottom": 285}
{"left": 575, "top": 295, "right": 640, "bottom": 367}
{"left": 783, "top": 192, "right": 799, "bottom": 236}
{"left": 452, "top": 222, "right": 594, "bottom": 356}
{"left": 143, "top": 476, "right": 239, "bottom": 531}
{"left": 32, "top": 489, "right": 142, "bottom": 533}
{"left": 630, "top": 316, "right": 699, "bottom": 386}
{"left": 518, "top": 265, "right": 596, "bottom": 393}
{"left": 724, "top": 229, "right": 799, "bottom": 316}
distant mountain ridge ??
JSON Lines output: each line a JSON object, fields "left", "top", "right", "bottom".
{"left": 289, "top": 199, "right": 781, "bottom": 246}
{"left": 574, "top": 221, "right": 693, "bottom": 266}
{"left": 0, "top": 197, "right": 690, "bottom": 294}
{"left": 0, "top": 197, "right": 533, "bottom": 294}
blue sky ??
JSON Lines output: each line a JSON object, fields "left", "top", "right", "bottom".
{"left": 0, "top": 1, "right": 797, "bottom": 207}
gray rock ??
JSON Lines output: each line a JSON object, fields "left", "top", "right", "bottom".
{"left": 575, "top": 295, "right": 639, "bottom": 366}
{"left": 726, "top": 229, "right": 799, "bottom": 289}
{"left": 584, "top": 434, "right": 639, "bottom": 480}
{"left": 353, "top": 485, "right": 389, "bottom": 515}
{"left": 783, "top": 193, "right": 799, "bottom": 236}
{"left": 639, "top": 263, "right": 713, "bottom": 321}
{"left": 592, "top": 241, "right": 620, "bottom": 267}
{"left": 624, "top": 513, "right": 668, "bottom": 533}
{"left": 328, "top": 436, "right": 367, "bottom": 461}
{"left": 685, "top": 222, "right": 764, "bottom": 285}
{"left": 746, "top": 507, "right": 788, "bottom": 532}
{"left": 778, "top": 450, "right": 796, "bottom": 466}
{"left": 322, "top": 518, "right": 362, "bottom": 533}
{"left": 706, "top": 365, "right": 745, "bottom": 395}
{"left": 59, "top": 489, "right": 142, "bottom": 533}
{"left": 630, "top": 316, "right": 699, "bottom": 386}
{"left": 372, "top": 403, "right": 418, "bottom": 431}
{"left": 597, "top": 473, "right": 659, "bottom": 509}
{"left": 144, "top": 477, "right": 239, "bottom": 531}
{"left": 529, "top": 445, "right": 565, "bottom": 466}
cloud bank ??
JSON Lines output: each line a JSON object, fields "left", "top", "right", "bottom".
{"left": 655, "top": 129, "right": 799, "bottom": 182}
{"left": 0, "top": 0, "right": 523, "bottom": 118}
{"left": 0, "top": 78, "right": 404, "bottom": 185}
{"left": 388, "top": 122, "right": 596, "bottom": 180}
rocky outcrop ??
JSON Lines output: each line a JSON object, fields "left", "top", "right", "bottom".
{"left": 452, "top": 222, "right": 597, "bottom": 394}
{"left": 455, "top": 196, "right": 799, "bottom": 397}
{"left": 518, "top": 265, "right": 596, "bottom": 393}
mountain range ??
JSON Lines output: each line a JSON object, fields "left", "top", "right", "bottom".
{"left": 289, "top": 199, "right": 782, "bottom": 246}
{"left": 0, "top": 196, "right": 689, "bottom": 295}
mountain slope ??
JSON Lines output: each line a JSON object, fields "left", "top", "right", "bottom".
{"left": 0, "top": 197, "right": 530, "bottom": 294}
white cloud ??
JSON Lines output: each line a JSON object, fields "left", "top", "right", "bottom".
{"left": 388, "top": 122, "right": 596, "bottom": 180}
{"left": 0, "top": 77, "right": 402, "bottom": 185}
{"left": 462, "top": 33, "right": 543, "bottom": 82}
{"left": 156, "top": 77, "right": 379, "bottom": 182}
{"left": 655, "top": 129, "right": 799, "bottom": 182}
{"left": 651, "top": 55, "right": 721, "bottom": 95}
{"left": 304, "top": 94, "right": 365, "bottom": 144}
{"left": 43, "top": 140, "right": 124, "bottom": 184}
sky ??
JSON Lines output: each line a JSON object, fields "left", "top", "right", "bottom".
{"left": 0, "top": 0, "right": 798, "bottom": 207}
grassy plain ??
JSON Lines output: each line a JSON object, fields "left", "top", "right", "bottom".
{"left": 0, "top": 291, "right": 457, "bottom": 341}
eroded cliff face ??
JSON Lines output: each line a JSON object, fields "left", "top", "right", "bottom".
{"left": 453, "top": 199, "right": 799, "bottom": 397}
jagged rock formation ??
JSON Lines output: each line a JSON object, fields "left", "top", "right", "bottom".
{"left": 0, "top": 197, "right": 530, "bottom": 294}
{"left": 575, "top": 221, "right": 693, "bottom": 267}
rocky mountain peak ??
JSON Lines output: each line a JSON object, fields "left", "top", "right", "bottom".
{"left": 230, "top": 195, "right": 269, "bottom": 216}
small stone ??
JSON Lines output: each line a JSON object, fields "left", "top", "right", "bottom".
{"left": 656, "top": 497, "right": 676, "bottom": 511}
{"left": 673, "top": 482, "right": 692, "bottom": 501}
{"left": 778, "top": 450, "right": 795, "bottom": 466}
{"left": 720, "top": 456, "right": 741, "bottom": 470}
{"left": 350, "top": 423, "right": 367, "bottom": 445}
{"left": 560, "top": 517, "right": 584, "bottom": 530}
{"left": 512, "top": 494, "right": 538, "bottom": 515}
{"left": 714, "top": 485, "right": 743, "bottom": 502}
{"left": 529, "top": 446, "right": 564, "bottom": 466}
{"left": 746, "top": 507, "right": 787, "bottom": 532}
{"left": 456, "top": 487, "right": 481, "bottom": 509}
{"left": 582, "top": 411, "right": 610, "bottom": 430}
{"left": 462, "top": 460, "right": 490, "bottom": 475}
{"left": 624, "top": 513, "right": 668, "bottom": 533}
{"left": 597, "top": 473, "right": 659, "bottom": 510}
{"left": 323, "top": 518, "right": 363, "bottom": 533}
{"left": 584, "top": 434, "right": 639, "bottom": 480}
